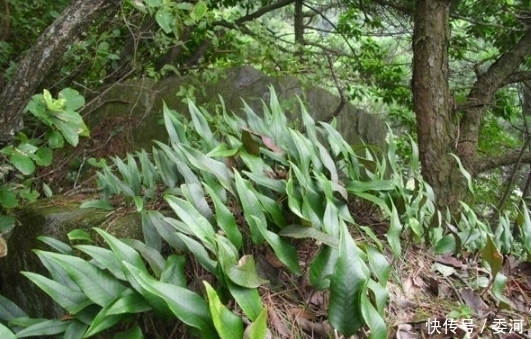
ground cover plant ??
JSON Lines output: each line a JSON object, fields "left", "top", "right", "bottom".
{"left": 1, "top": 89, "right": 530, "bottom": 338}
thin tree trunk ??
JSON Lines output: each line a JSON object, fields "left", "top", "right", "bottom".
{"left": 0, "top": 0, "right": 121, "bottom": 146}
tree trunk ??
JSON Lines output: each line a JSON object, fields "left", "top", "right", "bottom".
{"left": 0, "top": 0, "right": 121, "bottom": 146}
{"left": 412, "top": 0, "right": 463, "bottom": 213}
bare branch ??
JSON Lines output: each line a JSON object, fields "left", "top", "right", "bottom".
{"left": 502, "top": 71, "right": 531, "bottom": 86}
{"left": 475, "top": 149, "right": 531, "bottom": 173}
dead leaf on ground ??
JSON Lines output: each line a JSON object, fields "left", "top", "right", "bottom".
{"left": 460, "top": 288, "right": 489, "bottom": 317}
{"left": 435, "top": 254, "right": 466, "bottom": 269}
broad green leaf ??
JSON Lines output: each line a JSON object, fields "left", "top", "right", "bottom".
{"left": 94, "top": 228, "right": 147, "bottom": 273}
{"left": 146, "top": 211, "right": 186, "bottom": 251}
{"left": 160, "top": 254, "right": 187, "bottom": 286}
{"left": 36, "top": 250, "right": 127, "bottom": 306}
{"left": 242, "top": 130, "right": 260, "bottom": 156}
{"left": 35, "top": 147, "right": 52, "bottom": 166}
{"left": 0, "top": 294, "right": 27, "bottom": 320}
{"left": 84, "top": 302, "right": 127, "bottom": 337}
{"left": 9, "top": 152, "right": 35, "bottom": 175}
{"left": 204, "top": 184, "right": 243, "bottom": 249}
{"left": 155, "top": 9, "right": 173, "bottom": 33}
{"left": 204, "top": 282, "right": 244, "bottom": 339}
{"left": 122, "top": 238, "right": 165, "bottom": 278}
{"left": 309, "top": 246, "right": 337, "bottom": 289}
{"left": 206, "top": 143, "right": 239, "bottom": 158}
{"left": 106, "top": 289, "right": 151, "bottom": 315}
{"left": 37, "top": 236, "right": 72, "bottom": 254}
{"left": 176, "top": 144, "right": 234, "bottom": 194}
{"left": 75, "top": 245, "right": 125, "bottom": 280}
{"left": 53, "top": 120, "right": 79, "bottom": 146}
{"left": 191, "top": 1, "right": 208, "bottom": 21}
{"left": 63, "top": 320, "right": 87, "bottom": 339}
{"left": 165, "top": 195, "right": 216, "bottom": 246}
{"left": 177, "top": 233, "right": 217, "bottom": 273}
{"left": 227, "top": 281, "right": 263, "bottom": 321}
{"left": 0, "top": 215, "right": 16, "bottom": 232}
{"left": 122, "top": 262, "right": 217, "bottom": 336}
{"left": 243, "top": 308, "right": 268, "bottom": 339}
{"left": 364, "top": 244, "right": 389, "bottom": 284}
{"left": 181, "top": 182, "right": 214, "bottom": 222}
{"left": 162, "top": 102, "right": 187, "bottom": 144}
{"left": 243, "top": 171, "right": 285, "bottom": 193}
{"left": 492, "top": 273, "right": 510, "bottom": 305}
{"left": 16, "top": 319, "right": 70, "bottom": 337}
{"left": 279, "top": 224, "right": 339, "bottom": 248}
{"left": 0, "top": 323, "right": 16, "bottom": 339}
{"left": 79, "top": 199, "right": 114, "bottom": 211}
{"left": 0, "top": 188, "right": 18, "bottom": 208}
{"left": 188, "top": 99, "right": 216, "bottom": 148}
{"left": 21, "top": 272, "right": 92, "bottom": 314}
{"left": 46, "top": 130, "right": 64, "bottom": 148}
{"left": 360, "top": 292, "right": 387, "bottom": 339}
{"left": 59, "top": 88, "right": 85, "bottom": 111}
{"left": 253, "top": 216, "right": 301, "bottom": 275}
{"left": 328, "top": 224, "right": 369, "bottom": 336}
{"left": 141, "top": 210, "right": 162, "bottom": 252}
{"left": 387, "top": 202, "right": 402, "bottom": 256}
{"left": 68, "top": 229, "right": 92, "bottom": 242}
{"left": 227, "top": 255, "right": 268, "bottom": 288}
{"left": 113, "top": 324, "right": 144, "bottom": 339}
{"left": 434, "top": 235, "right": 456, "bottom": 254}
{"left": 234, "top": 171, "right": 266, "bottom": 244}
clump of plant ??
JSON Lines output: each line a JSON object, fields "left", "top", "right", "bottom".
{"left": 1, "top": 87, "right": 526, "bottom": 338}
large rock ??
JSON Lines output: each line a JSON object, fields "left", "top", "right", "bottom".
{"left": 84, "top": 66, "right": 386, "bottom": 152}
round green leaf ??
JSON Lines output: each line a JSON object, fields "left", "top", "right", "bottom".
{"left": 10, "top": 153, "right": 35, "bottom": 175}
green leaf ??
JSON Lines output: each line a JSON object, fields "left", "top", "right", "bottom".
{"left": 42, "top": 183, "right": 53, "bottom": 198}
{"left": 279, "top": 224, "right": 339, "bottom": 248}
{"left": 21, "top": 271, "right": 92, "bottom": 314}
{"left": 492, "top": 273, "right": 510, "bottom": 304}
{"left": 0, "top": 323, "right": 16, "bottom": 339}
{"left": 165, "top": 195, "right": 216, "bottom": 246}
{"left": 360, "top": 293, "right": 387, "bottom": 339}
{"left": 253, "top": 217, "right": 301, "bottom": 275}
{"left": 177, "top": 233, "right": 217, "bottom": 273}
{"left": 328, "top": 223, "right": 369, "bottom": 336}
{"left": 46, "top": 130, "right": 64, "bottom": 148}
{"left": 113, "top": 324, "right": 144, "bottom": 339}
{"left": 204, "top": 184, "right": 243, "bottom": 250}
{"left": 204, "top": 282, "right": 244, "bottom": 339}
{"left": 188, "top": 99, "right": 216, "bottom": 148}
{"left": 37, "top": 236, "right": 72, "bottom": 254}
{"left": 155, "top": 9, "right": 173, "bottom": 33}
{"left": 309, "top": 246, "right": 337, "bottom": 289}
{"left": 160, "top": 254, "right": 187, "bottom": 286}
{"left": 162, "top": 102, "right": 187, "bottom": 144}
{"left": 34, "top": 147, "right": 53, "bottom": 166}
{"left": 84, "top": 303, "right": 126, "bottom": 337}
{"left": 79, "top": 199, "right": 115, "bottom": 211}
{"left": 0, "top": 188, "right": 18, "bottom": 209}
{"left": 122, "top": 238, "right": 165, "bottom": 278}
{"left": 64, "top": 320, "right": 88, "bottom": 339}
{"left": 36, "top": 250, "right": 127, "bottom": 306}
{"left": 16, "top": 319, "right": 70, "bottom": 337}
{"left": 227, "top": 281, "right": 264, "bottom": 321}
{"left": 227, "top": 255, "right": 268, "bottom": 288}
{"left": 0, "top": 215, "right": 16, "bottom": 233}
{"left": 122, "top": 262, "right": 217, "bottom": 336}
{"left": 190, "top": 1, "right": 208, "bottom": 21}
{"left": 0, "top": 294, "right": 27, "bottom": 320}
{"left": 234, "top": 172, "right": 266, "bottom": 244}
{"left": 53, "top": 119, "right": 79, "bottom": 146}
{"left": 75, "top": 244, "right": 126, "bottom": 280}
{"left": 59, "top": 88, "right": 85, "bottom": 111}
{"left": 243, "top": 308, "right": 268, "bottom": 339}
{"left": 67, "top": 229, "right": 93, "bottom": 242}
{"left": 140, "top": 210, "right": 162, "bottom": 252}
{"left": 364, "top": 244, "right": 389, "bottom": 284}
{"left": 9, "top": 152, "right": 35, "bottom": 175}
{"left": 434, "top": 235, "right": 456, "bottom": 254}
{"left": 94, "top": 228, "right": 147, "bottom": 273}
{"left": 106, "top": 289, "right": 152, "bottom": 315}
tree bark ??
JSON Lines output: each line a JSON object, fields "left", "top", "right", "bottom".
{"left": 0, "top": 0, "right": 121, "bottom": 146}
{"left": 412, "top": 0, "right": 462, "bottom": 212}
